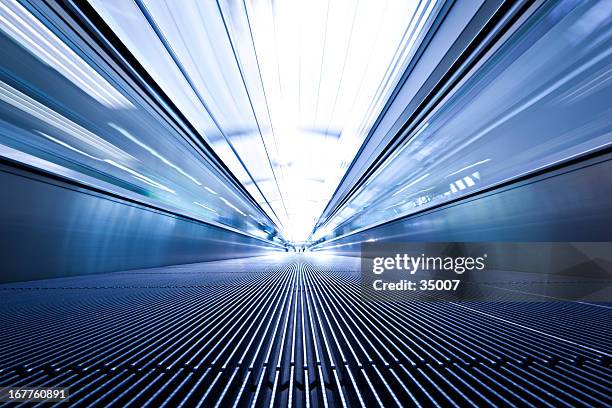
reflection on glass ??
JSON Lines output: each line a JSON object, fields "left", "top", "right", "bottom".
{"left": 312, "top": 0, "right": 612, "bottom": 244}
{"left": 0, "top": 0, "right": 280, "bottom": 242}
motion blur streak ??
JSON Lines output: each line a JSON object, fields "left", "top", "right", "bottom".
{"left": 0, "top": 0, "right": 611, "bottom": 407}
{"left": 0, "top": 0, "right": 283, "bottom": 244}
{"left": 0, "top": 0, "right": 131, "bottom": 108}
{"left": 312, "top": 0, "right": 612, "bottom": 245}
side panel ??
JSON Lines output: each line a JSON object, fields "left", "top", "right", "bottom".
{"left": 0, "top": 163, "right": 281, "bottom": 283}
{"left": 315, "top": 155, "right": 612, "bottom": 256}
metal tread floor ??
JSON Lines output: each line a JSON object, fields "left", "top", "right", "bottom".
{"left": 1, "top": 254, "right": 610, "bottom": 407}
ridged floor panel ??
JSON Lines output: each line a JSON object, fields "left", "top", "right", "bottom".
{"left": 1, "top": 254, "right": 610, "bottom": 407}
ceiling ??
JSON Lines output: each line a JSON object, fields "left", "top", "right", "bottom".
{"left": 88, "top": 0, "right": 441, "bottom": 241}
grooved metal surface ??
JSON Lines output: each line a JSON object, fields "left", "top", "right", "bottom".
{"left": 1, "top": 255, "right": 611, "bottom": 407}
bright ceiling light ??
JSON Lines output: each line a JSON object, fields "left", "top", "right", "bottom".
{"left": 88, "top": 0, "right": 442, "bottom": 242}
